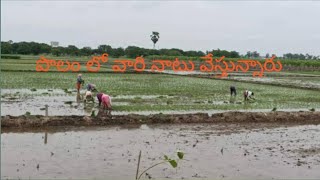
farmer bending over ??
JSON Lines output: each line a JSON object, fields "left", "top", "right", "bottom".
{"left": 84, "top": 90, "right": 94, "bottom": 103}
{"left": 101, "top": 94, "right": 112, "bottom": 110}
{"left": 87, "top": 84, "right": 97, "bottom": 92}
{"left": 244, "top": 90, "right": 255, "bottom": 101}
{"left": 97, "top": 92, "right": 103, "bottom": 106}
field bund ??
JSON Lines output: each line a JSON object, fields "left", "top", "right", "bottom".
{"left": 2, "top": 111, "right": 320, "bottom": 129}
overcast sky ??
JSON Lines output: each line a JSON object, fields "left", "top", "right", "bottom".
{"left": 2, "top": 1, "right": 320, "bottom": 56}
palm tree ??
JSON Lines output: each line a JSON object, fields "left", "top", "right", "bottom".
{"left": 150, "top": 32, "right": 160, "bottom": 49}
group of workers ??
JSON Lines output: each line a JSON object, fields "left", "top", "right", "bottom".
{"left": 76, "top": 74, "right": 112, "bottom": 110}
{"left": 75, "top": 74, "right": 254, "bottom": 113}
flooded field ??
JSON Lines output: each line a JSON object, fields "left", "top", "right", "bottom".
{"left": 2, "top": 87, "right": 319, "bottom": 116}
{"left": 1, "top": 70, "right": 319, "bottom": 179}
{"left": 2, "top": 123, "right": 320, "bottom": 179}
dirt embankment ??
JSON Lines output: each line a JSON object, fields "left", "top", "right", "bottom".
{"left": 1, "top": 111, "right": 320, "bottom": 129}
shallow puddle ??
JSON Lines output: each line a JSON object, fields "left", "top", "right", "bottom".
{"left": 1, "top": 88, "right": 76, "bottom": 96}
{"left": 1, "top": 95, "right": 97, "bottom": 116}
{"left": 2, "top": 124, "right": 320, "bottom": 179}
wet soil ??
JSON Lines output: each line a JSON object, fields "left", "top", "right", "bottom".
{"left": 2, "top": 111, "right": 320, "bottom": 129}
{"left": 2, "top": 123, "right": 320, "bottom": 179}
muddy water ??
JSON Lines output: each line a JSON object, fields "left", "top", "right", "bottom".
{"left": 1, "top": 94, "right": 96, "bottom": 116}
{"left": 112, "top": 108, "right": 313, "bottom": 116}
{"left": 2, "top": 124, "right": 320, "bottom": 179}
{"left": 1, "top": 89, "right": 168, "bottom": 116}
{"left": 1, "top": 89, "right": 313, "bottom": 116}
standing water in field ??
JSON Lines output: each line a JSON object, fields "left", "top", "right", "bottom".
{"left": 1, "top": 89, "right": 317, "bottom": 116}
{"left": 2, "top": 124, "right": 320, "bottom": 179}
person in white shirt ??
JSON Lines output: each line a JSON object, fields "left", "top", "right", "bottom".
{"left": 84, "top": 90, "right": 94, "bottom": 103}
{"left": 244, "top": 90, "right": 255, "bottom": 101}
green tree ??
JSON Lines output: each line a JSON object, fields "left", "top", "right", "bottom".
{"left": 230, "top": 51, "right": 240, "bottom": 58}
{"left": 113, "top": 47, "right": 125, "bottom": 58}
{"left": 52, "top": 47, "right": 65, "bottom": 56}
{"left": 16, "top": 42, "right": 31, "bottom": 55}
{"left": 80, "top": 47, "right": 92, "bottom": 56}
{"left": 252, "top": 51, "right": 260, "bottom": 58}
{"left": 167, "top": 49, "right": 183, "bottom": 56}
{"left": 39, "top": 43, "right": 52, "bottom": 54}
{"left": 125, "top": 46, "right": 144, "bottom": 58}
{"left": 265, "top": 53, "right": 270, "bottom": 58}
{"left": 246, "top": 51, "right": 252, "bottom": 58}
{"left": 66, "top": 45, "right": 79, "bottom": 56}
{"left": 29, "top": 42, "right": 42, "bottom": 55}
{"left": 1, "top": 41, "right": 12, "bottom": 54}
{"left": 97, "top": 45, "right": 113, "bottom": 56}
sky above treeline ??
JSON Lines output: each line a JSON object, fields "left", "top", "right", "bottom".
{"left": 2, "top": 1, "right": 320, "bottom": 56}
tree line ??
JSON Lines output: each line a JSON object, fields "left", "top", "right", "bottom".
{"left": 0, "top": 41, "right": 238, "bottom": 58}
{"left": 1, "top": 41, "right": 319, "bottom": 60}
{"left": 283, "top": 53, "right": 319, "bottom": 60}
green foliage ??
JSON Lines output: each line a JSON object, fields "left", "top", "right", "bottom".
{"left": 211, "top": 49, "right": 240, "bottom": 58}
{"left": 245, "top": 51, "right": 260, "bottom": 58}
{"left": 91, "top": 110, "right": 96, "bottom": 117}
{"left": 283, "top": 53, "right": 319, "bottom": 60}
{"left": 1, "top": 41, "right": 13, "bottom": 54}
{"left": 1, "top": 40, "right": 320, "bottom": 61}
{"left": 80, "top": 47, "right": 92, "bottom": 56}
{"left": 168, "top": 160, "right": 177, "bottom": 168}
{"left": 1, "top": 55, "right": 21, "bottom": 59}
{"left": 97, "top": 45, "right": 112, "bottom": 54}
{"left": 136, "top": 150, "right": 184, "bottom": 180}
{"left": 2, "top": 72, "right": 320, "bottom": 112}
{"left": 177, "top": 151, "right": 184, "bottom": 159}
{"left": 166, "top": 100, "right": 173, "bottom": 105}
{"left": 281, "top": 59, "right": 320, "bottom": 67}
{"left": 147, "top": 55, "right": 203, "bottom": 61}
{"left": 112, "top": 47, "right": 125, "bottom": 58}
{"left": 310, "top": 108, "right": 315, "bottom": 112}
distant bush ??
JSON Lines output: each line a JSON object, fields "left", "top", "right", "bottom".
{"left": 1, "top": 55, "right": 21, "bottom": 59}
{"left": 146, "top": 55, "right": 203, "bottom": 61}
{"left": 280, "top": 59, "right": 320, "bottom": 67}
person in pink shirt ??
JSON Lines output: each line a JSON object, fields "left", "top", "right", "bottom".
{"left": 96, "top": 92, "right": 103, "bottom": 106}
{"left": 101, "top": 94, "right": 112, "bottom": 110}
